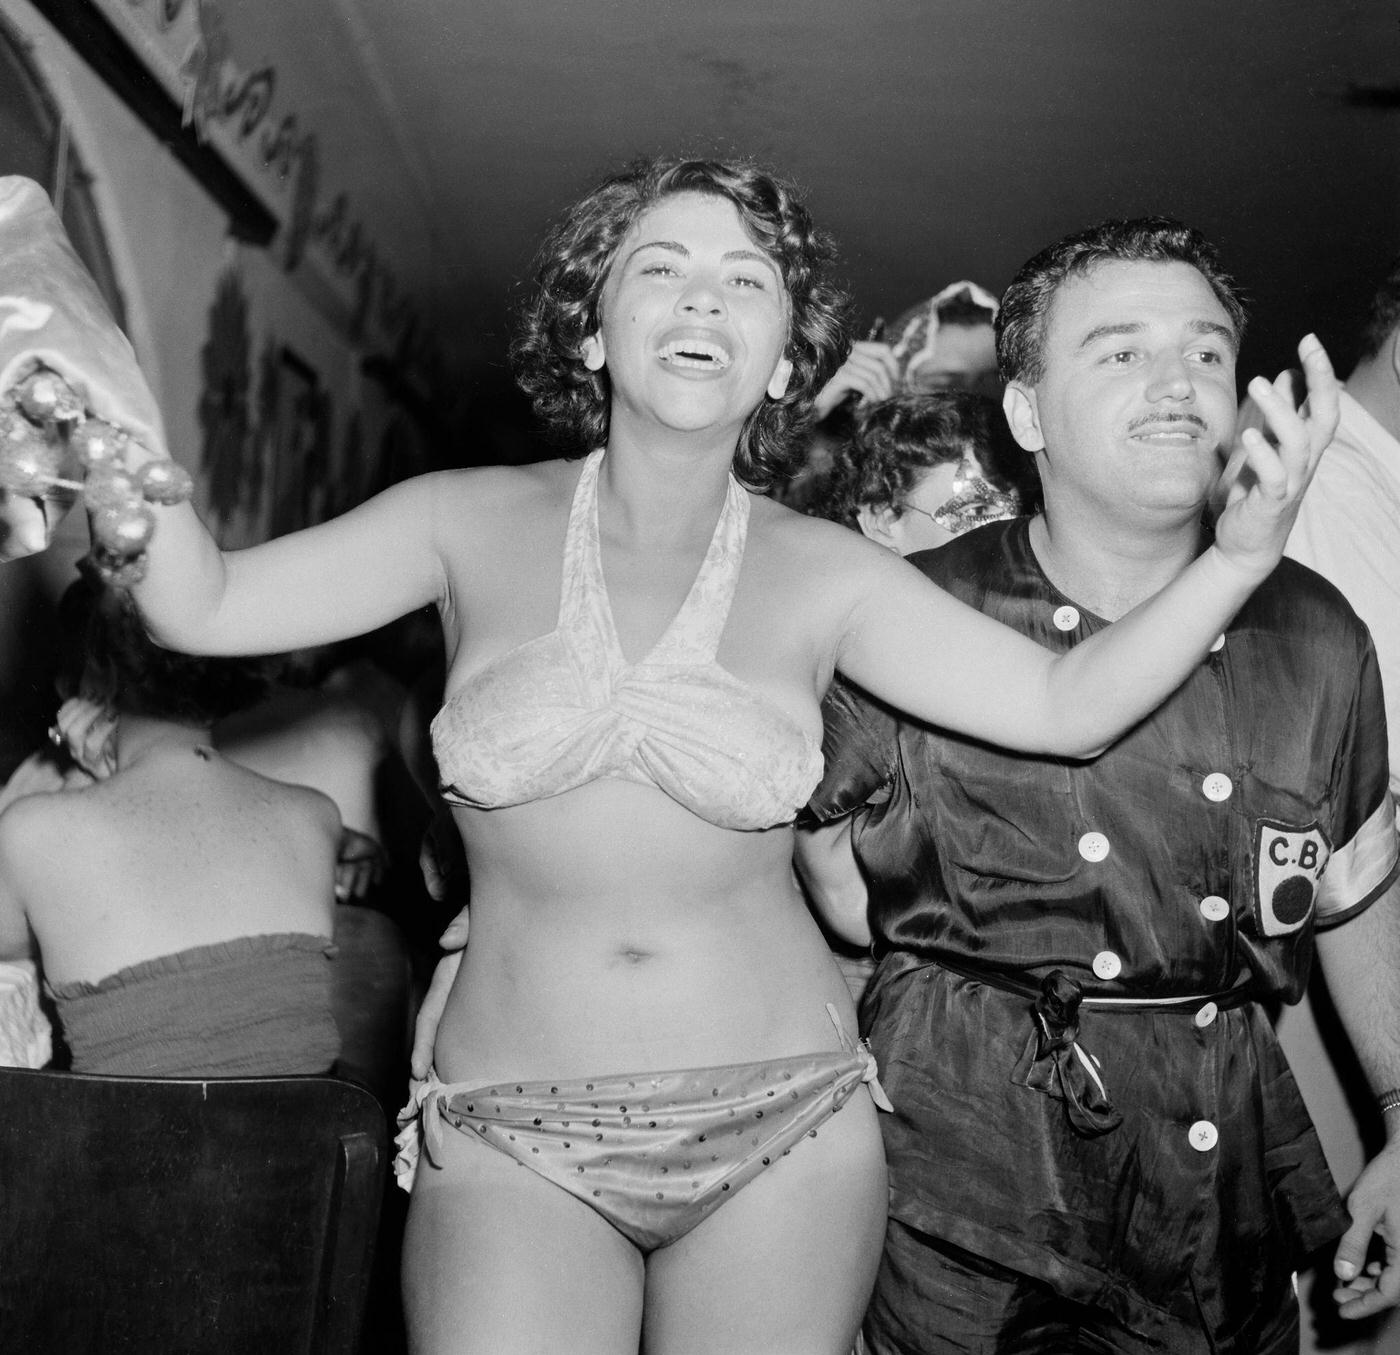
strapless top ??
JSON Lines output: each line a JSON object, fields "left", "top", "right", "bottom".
{"left": 431, "top": 450, "right": 823, "bottom": 830}
{"left": 46, "top": 933, "right": 338, "bottom": 1077}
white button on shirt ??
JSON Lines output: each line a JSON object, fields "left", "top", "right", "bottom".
{"left": 1188, "top": 1120, "right": 1218, "bottom": 1151}
{"left": 1092, "top": 951, "right": 1122, "bottom": 981}
{"left": 1194, "top": 1002, "right": 1219, "bottom": 1029}
{"left": 1199, "top": 895, "right": 1230, "bottom": 923}
{"left": 1053, "top": 605, "right": 1080, "bottom": 632}
{"left": 1210, "top": 634, "right": 1226, "bottom": 653}
{"left": 1201, "top": 773, "right": 1233, "bottom": 802}
{"left": 1078, "top": 832, "right": 1110, "bottom": 863}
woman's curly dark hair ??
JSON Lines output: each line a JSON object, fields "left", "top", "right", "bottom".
{"left": 815, "top": 391, "right": 1039, "bottom": 531}
{"left": 511, "top": 157, "right": 852, "bottom": 490}
{"left": 57, "top": 564, "right": 272, "bottom": 727}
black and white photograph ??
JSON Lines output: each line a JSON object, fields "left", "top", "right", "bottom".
{"left": 0, "top": 3, "right": 1398, "bottom": 1352}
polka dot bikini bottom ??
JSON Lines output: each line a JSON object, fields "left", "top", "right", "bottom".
{"left": 396, "top": 1003, "right": 889, "bottom": 1251}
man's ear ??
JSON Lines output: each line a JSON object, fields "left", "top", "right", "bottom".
{"left": 855, "top": 504, "right": 902, "bottom": 553}
{"left": 1004, "top": 381, "right": 1045, "bottom": 452}
{"left": 767, "top": 356, "right": 794, "bottom": 400}
{"left": 580, "top": 333, "right": 606, "bottom": 372}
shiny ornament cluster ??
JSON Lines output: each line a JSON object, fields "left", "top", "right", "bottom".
{"left": 0, "top": 365, "right": 191, "bottom": 585}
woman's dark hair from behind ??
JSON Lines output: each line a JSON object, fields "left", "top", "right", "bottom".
{"left": 511, "top": 157, "right": 853, "bottom": 490}
{"left": 57, "top": 564, "right": 272, "bottom": 727}
{"left": 815, "top": 390, "right": 1040, "bottom": 530}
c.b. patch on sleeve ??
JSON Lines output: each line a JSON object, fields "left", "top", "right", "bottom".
{"left": 1253, "top": 819, "right": 1331, "bottom": 936}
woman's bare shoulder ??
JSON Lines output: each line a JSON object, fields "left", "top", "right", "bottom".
{"left": 422, "top": 458, "right": 581, "bottom": 519}
{"left": 745, "top": 496, "right": 939, "bottom": 662}
{"left": 412, "top": 460, "right": 578, "bottom": 571}
{"left": 747, "top": 494, "right": 896, "bottom": 579}
{"left": 258, "top": 774, "right": 343, "bottom": 840}
{"left": 207, "top": 753, "right": 341, "bottom": 830}
{"left": 0, "top": 783, "right": 88, "bottom": 866}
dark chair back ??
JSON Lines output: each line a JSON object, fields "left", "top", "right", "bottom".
{"left": 0, "top": 1068, "right": 388, "bottom": 1353}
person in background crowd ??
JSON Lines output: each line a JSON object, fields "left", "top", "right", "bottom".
{"left": 0, "top": 567, "right": 342, "bottom": 1077}
{"left": 813, "top": 281, "right": 1004, "bottom": 419}
{"left": 0, "top": 955, "right": 49, "bottom": 1068}
{"left": 1232, "top": 257, "right": 1400, "bottom": 1353}
{"left": 217, "top": 652, "right": 426, "bottom": 1112}
{"left": 885, "top": 280, "right": 1003, "bottom": 398}
{"left": 796, "top": 216, "right": 1399, "bottom": 1353}
{"left": 1273, "top": 258, "right": 1400, "bottom": 807}
{"left": 0, "top": 684, "right": 94, "bottom": 1069}
{"left": 778, "top": 281, "right": 1003, "bottom": 512}
{"left": 0, "top": 628, "right": 432, "bottom": 1098}
{"left": 816, "top": 388, "right": 1036, "bottom": 553}
{"left": 802, "top": 389, "right": 1035, "bottom": 1004}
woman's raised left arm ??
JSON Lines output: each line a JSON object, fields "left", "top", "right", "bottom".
{"left": 834, "top": 336, "right": 1338, "bottom": 757}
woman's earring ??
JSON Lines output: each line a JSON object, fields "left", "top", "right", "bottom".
{"left": 766, "top": 358, "right": 794, "bottom": 400}
{"left": 581, "top": 336, "right": 605, "bottom": 372}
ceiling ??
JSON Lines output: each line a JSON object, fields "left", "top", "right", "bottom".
{"left": 218, "top": 0, "right": 1399, "bottom": 430}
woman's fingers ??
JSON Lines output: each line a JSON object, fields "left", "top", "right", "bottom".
{"left": 1254, "top": 337, "right": 1335, "bottom": 465}
{"left": 1236, "top": 336, "right": 1338, "bottom": 503}
{"left": 1234, "top": 425, "right": 1287, "bottom": 500}
{"left": 1295, "top": 332, "right": 1340, "bottom": 471}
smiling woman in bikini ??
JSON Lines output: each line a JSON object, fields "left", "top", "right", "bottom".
{"left": 113, "top": 158, "right": 1332, "bottom": 1353}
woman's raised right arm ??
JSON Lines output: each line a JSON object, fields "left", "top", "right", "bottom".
{"left": 0, "top": 177, "right": 451, "bottom": 657}
{"left": 132, "top": 470, "right": 452, "bottom": 657}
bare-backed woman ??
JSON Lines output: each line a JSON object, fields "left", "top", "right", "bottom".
{"left": 0, "top": 570, "right": 341, "bottom": 1076}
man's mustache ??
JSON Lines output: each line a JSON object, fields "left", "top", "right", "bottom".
{"left": 1127, "top": 412, "right": 1209, "bottom": 434}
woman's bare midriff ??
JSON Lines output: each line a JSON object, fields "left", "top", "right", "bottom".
{"left": 432, "top": 778, "right": 854, "bottom": 1087}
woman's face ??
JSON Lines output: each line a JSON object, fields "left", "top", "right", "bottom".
{"left": 585, "top": 192, "right": 793, "bottom": 444}
{"left": 883, "top": 461, "right": 961, "bottom": 555}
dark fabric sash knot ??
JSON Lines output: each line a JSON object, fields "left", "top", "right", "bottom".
{"left": 1011, "top": 969, "right": 1123, "bottom": 1138}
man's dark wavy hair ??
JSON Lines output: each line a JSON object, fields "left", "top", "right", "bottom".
{"left": 996, "top": 217, "right": 1248, "bottom": 386}
{"left": 511, "top": 157, "right": 852, "bottom": 489}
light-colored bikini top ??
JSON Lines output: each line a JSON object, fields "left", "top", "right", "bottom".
{"left": 431, "top": 449, "right": 824, "bottom": 830}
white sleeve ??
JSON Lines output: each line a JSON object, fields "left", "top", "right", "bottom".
{"left": 1285, "top": 437, "right": 1400, "bottom": 806}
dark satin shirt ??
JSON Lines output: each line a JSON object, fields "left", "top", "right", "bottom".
{"left": 811, "top": 519, "right": 1396, "bottom": 999}
{"left": 807, "top": 518, "right": 1399, "bottom": 1345}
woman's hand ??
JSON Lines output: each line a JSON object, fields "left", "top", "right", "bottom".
{"left": 53, "top": 697, "right": 118, "bottom": 779}
{"left": 409, "top": 819, "right": 470, "bottom": 1078}
{"left": 334, "top": 826, "right": 386, "bottom": 903}
{"left": 1212, "top": 334, "right": 1338, "bottom": 582}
